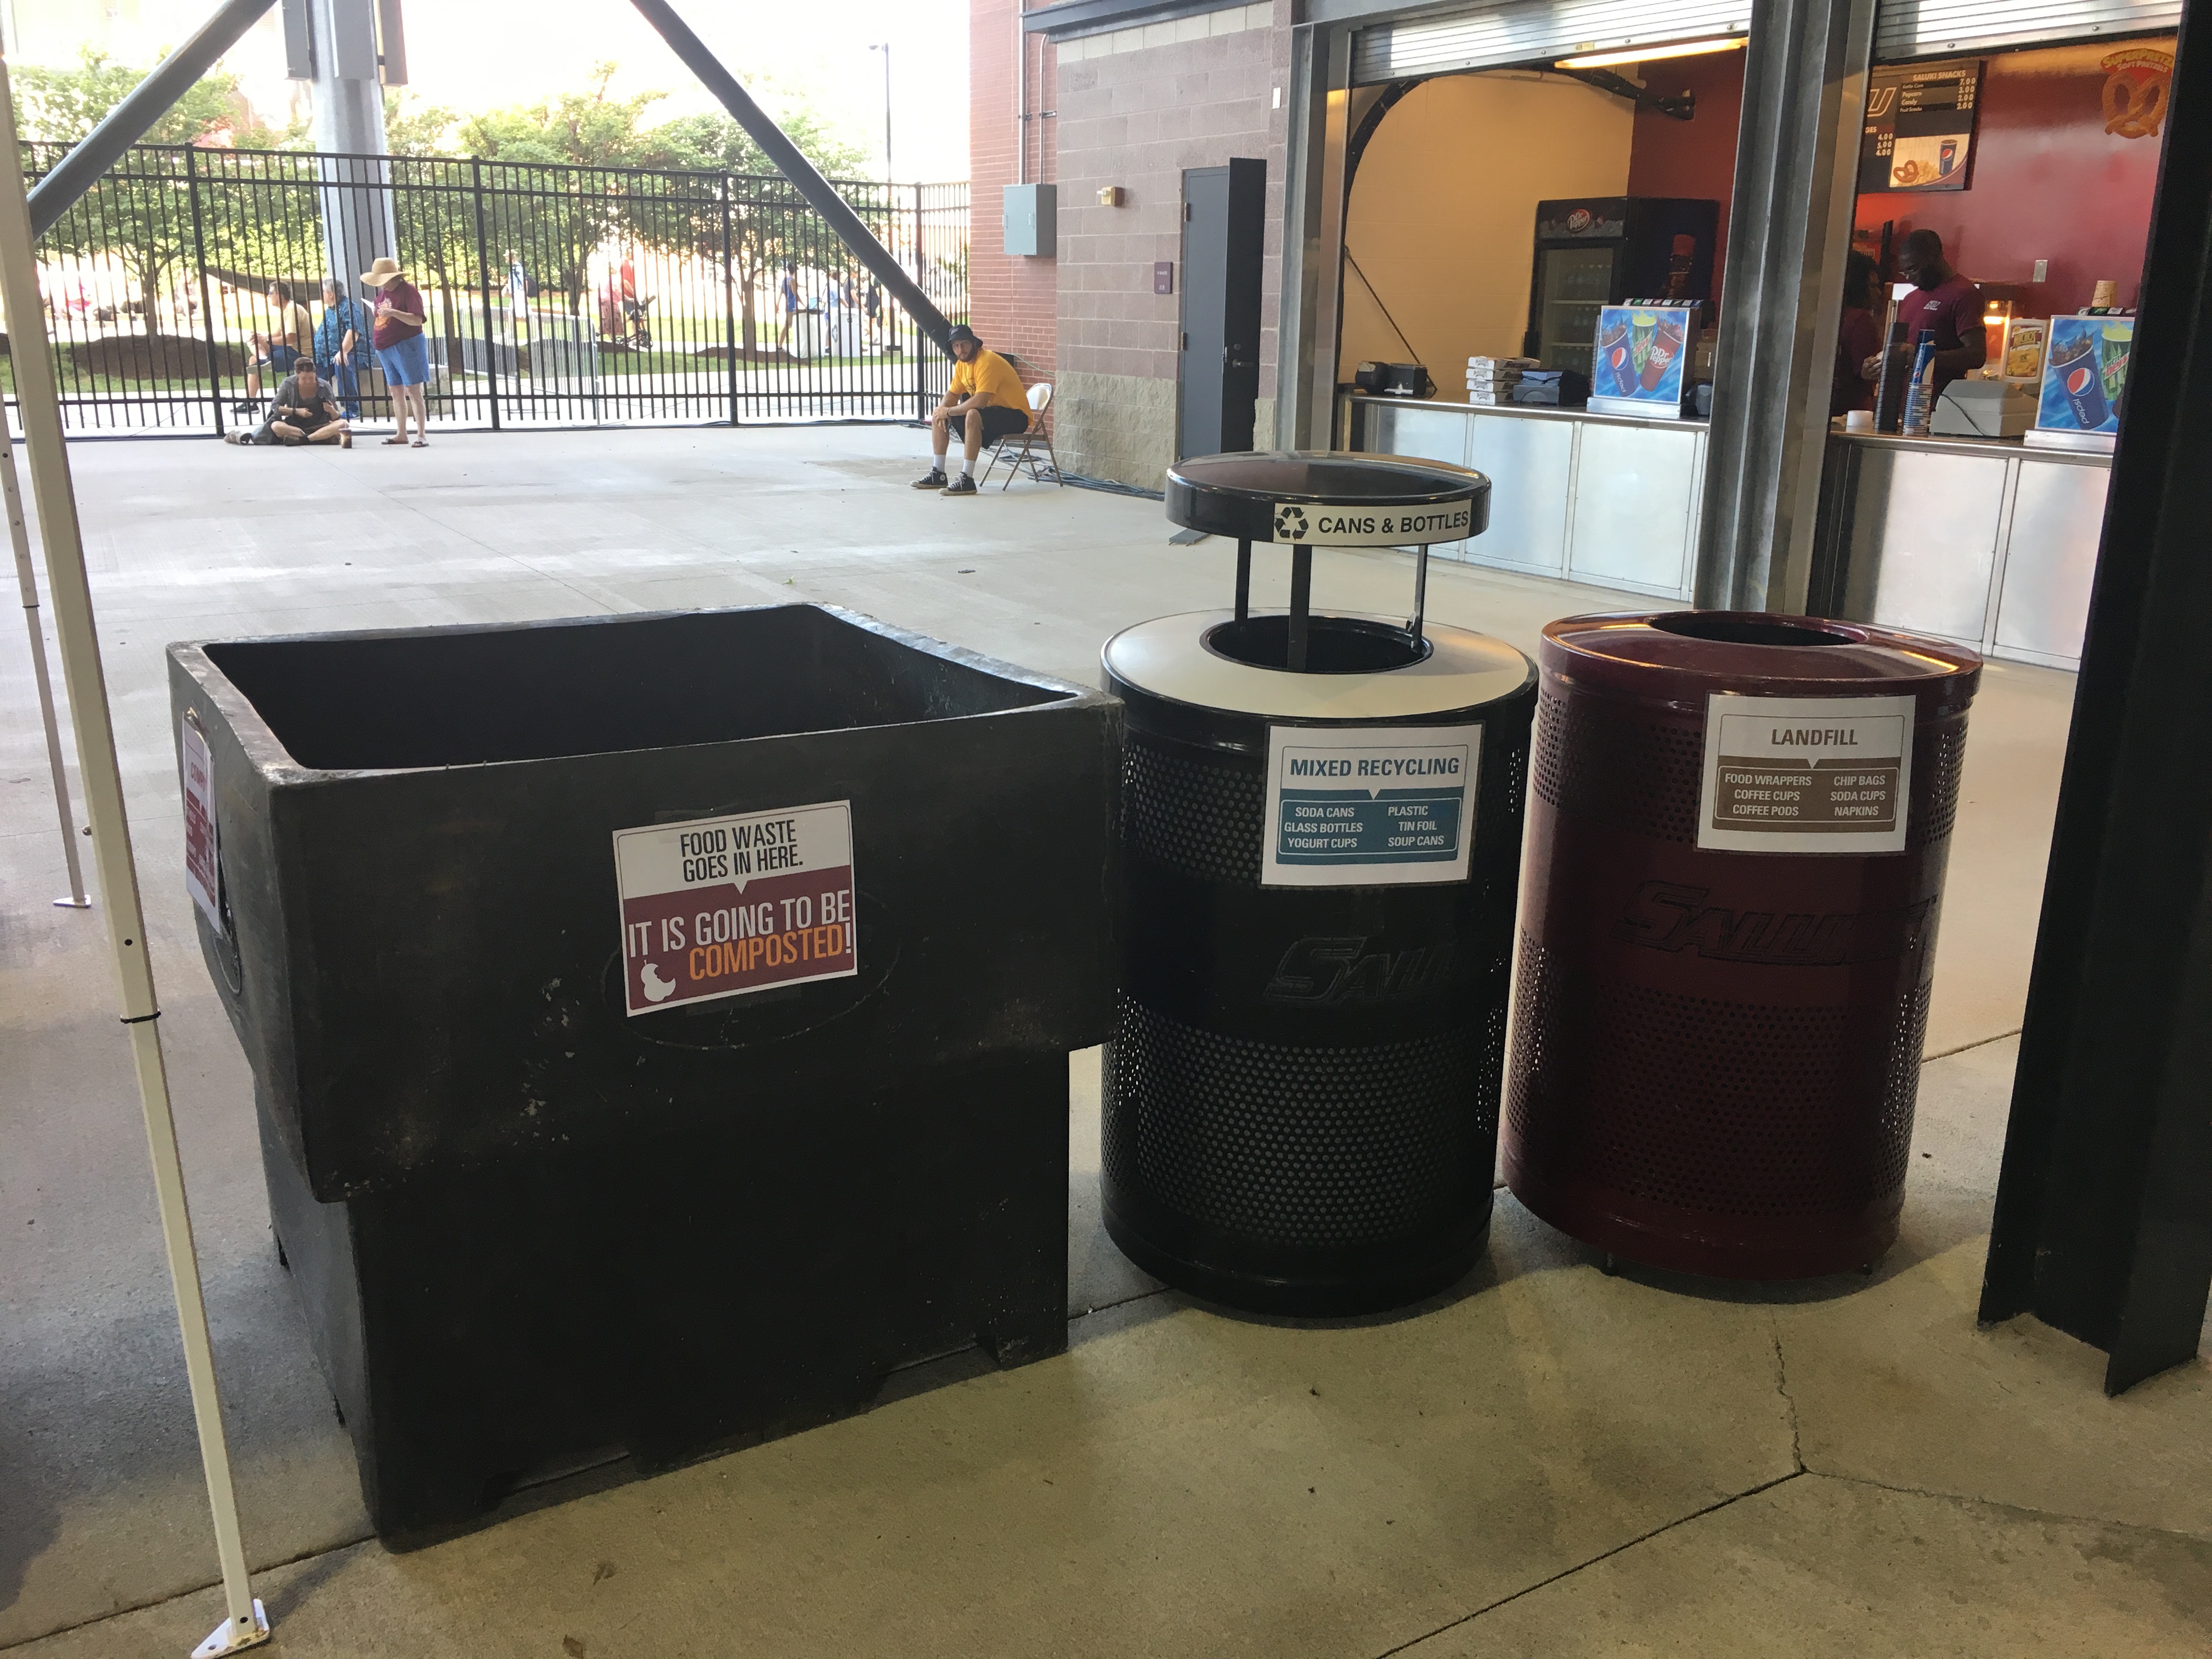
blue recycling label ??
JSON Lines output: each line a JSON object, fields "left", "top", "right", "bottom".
{"left": 1276, "top": 787, "right": 1464, "bottom": 864}
{"left": 1262, "top": 726, "right": 1481, "bottom": 888}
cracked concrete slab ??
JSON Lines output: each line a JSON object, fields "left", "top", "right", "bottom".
{"left": 7, "top": 1200, "right": 1796, "bottom": 1659}
{"left": 1777, "top": 1233, "right": 2212, "bottom": 1539}
{"left": 1402, "top": 1473, "right": 2212, "bottom": 1657}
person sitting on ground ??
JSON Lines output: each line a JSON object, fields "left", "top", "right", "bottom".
{"left": 225, "top": 361, "right": 350, "bottom": 448}
{"left": 915, "top": 325, "right": 1029, "bottom": 496}
{"left": 239, "top": 280, "right": 312, "bottom": 415}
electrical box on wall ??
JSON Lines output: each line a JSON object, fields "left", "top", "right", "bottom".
{"left": 1003, "top": 184, "right": 1057, "bottom": 257}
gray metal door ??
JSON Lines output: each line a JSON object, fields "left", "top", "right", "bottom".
{"left": 1177, "top": 158, "right": 1266, "bottom": 460}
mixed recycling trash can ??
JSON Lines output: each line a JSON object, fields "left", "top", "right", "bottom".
{"left": 170, "top": 604, "right": 1118, "bottom": 1543}
{"left": 1503, "top": 611, "right": 1981, "bottom": 1279}
{"left": 1101, "top": 452, "right": 1536, "bottom": 1315}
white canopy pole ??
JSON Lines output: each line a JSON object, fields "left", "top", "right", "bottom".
{"left": 4, "top": 438, "right": 91, "bottom": 907}
{"left": 0, "top": 54, "right": 269, "bottom": 1658}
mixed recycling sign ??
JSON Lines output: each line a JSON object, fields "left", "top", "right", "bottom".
{"left": 1261, "top": 724, "right": 1482, "bottom": 888}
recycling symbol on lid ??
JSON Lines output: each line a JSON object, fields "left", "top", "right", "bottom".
{"left": 1274, "top": 504, "right": 1310, "bottom": 540}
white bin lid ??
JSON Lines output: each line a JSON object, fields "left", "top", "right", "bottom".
{"left": 1103, "top": 611, "right": 1532, "bottom": 721}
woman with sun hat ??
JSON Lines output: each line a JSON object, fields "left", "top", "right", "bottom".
{"left": 362, "top": 256, "right": 431, "bottom": 448}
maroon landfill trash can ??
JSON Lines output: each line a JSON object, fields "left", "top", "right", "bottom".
{"left": 1504, "top": 612, "right": 1981, "bottom": 1278}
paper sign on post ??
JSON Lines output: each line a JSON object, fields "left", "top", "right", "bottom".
{"left": 613, "top": 801, "right": 857, "bottom": 1016}
{"left": 1697, "top": 694, "right": 1915, "bottom": 854}
{"left": 1261, "top": 724, "right": 1481, "bottom": 888}
{"left": 180, "top": 715, "right": 223, "bottom": 935}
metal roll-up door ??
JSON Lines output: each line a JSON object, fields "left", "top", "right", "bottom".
{"left": 1352, "top": 0, "right": 1748, "bottom": 84}
{"left": 1872, "top": 0, "right": 2179, "bottom": 60}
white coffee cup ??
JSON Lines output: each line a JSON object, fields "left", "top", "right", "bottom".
{"left": 1844, "top": 409, "right": 1874, "bottom": 433}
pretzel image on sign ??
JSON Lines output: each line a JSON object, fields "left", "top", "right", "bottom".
{"left": 2102, "top": 48, "right": 2172, "bottom": 140}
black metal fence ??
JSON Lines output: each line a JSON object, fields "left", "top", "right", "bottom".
{"left": 13, "top": 144, "right": 968, "bottom": 435}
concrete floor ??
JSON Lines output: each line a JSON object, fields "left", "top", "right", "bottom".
{"left": 1, "top": 426, "right": 2204, "bottom": 1656}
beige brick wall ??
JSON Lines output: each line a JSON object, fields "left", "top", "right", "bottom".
{"left": 1050, "top": 2, "right": 1290, "bottom": 489}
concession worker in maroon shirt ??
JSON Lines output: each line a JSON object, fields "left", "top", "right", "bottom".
{"left": 1864, "top": 228, "right": 1987, "bottom": 396}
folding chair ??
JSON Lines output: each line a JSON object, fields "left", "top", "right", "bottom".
{"left": 981, "top": 381, "right": 1064, "bottom": 489}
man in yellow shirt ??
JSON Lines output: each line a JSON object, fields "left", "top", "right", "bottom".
{"left": 915, "top": 325, "right": 1030, "bottom": 495}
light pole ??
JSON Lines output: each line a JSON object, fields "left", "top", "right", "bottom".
{"left": 868, "top": 42, "right": 891, "bottom": 182}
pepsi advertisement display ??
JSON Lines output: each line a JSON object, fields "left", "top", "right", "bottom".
{"left": 2029, "top": 314, "right": 2131, "bottom": 450}
{"left": 1588, "top": 303, "right": 1696, "bottom": 417}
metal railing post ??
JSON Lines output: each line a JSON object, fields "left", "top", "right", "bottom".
{"left": 185, "top": 148, "right": 223, "bottom": 437}
{"left": 913, "top": 183, "right": 926, "bottom": 420}
{"left": 469, "top": 159, "right": 501, "bottom": 431}
{"left": 721, "top": 177, "right": 740, "bottom": 426}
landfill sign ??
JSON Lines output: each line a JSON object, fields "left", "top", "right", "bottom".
{"left": 1262, "top": 723, "right": 1481, "bottom": 888}
{"left": 180, "top": 714, "right": 223, "bottom": 935}
{"left": 613, "top": 801, "right": 856, "bottom": 1015}
{"left": 1270, "top": 499, "right": 1473, "bottom": 547}
{"left": 1697, "top": 694, "right": 1914, "bottom": 854}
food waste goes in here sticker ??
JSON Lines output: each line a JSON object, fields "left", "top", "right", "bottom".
{"left": 1262, "top": 724, "right": 1481, "bottom": 888}
{"left": 1697, "top": 694, "right": 1914, "bottom": 854}
{"left": 613, "top": 800, "right": 856, "bottom": 1015}
{"left": 180, "top": 714, "right": 224, "bottom": 935}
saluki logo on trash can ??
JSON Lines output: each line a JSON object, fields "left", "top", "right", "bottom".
{"left": 612, "top": 800, "right": 856, "bottom": 1015}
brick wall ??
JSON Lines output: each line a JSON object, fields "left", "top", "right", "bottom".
{"left": 1051, "top": 2, "right": 1290, "bottom": 487}
{"left": 969, "top": 0, "right": 1060, "bottom": 380}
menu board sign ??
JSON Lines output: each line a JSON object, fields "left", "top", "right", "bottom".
{"left": 2033, "top": 314, "right": 2131, "bottom": 439}
{"left": 1587, "top": 303, "right": 1696, "bottom": 417}
{"left": 1859, "top": 60, "right": 1982, "bottom": 193}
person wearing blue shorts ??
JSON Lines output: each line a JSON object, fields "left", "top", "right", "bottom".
{"left": 363, "top": 256, "right": 431, "bottom": 448}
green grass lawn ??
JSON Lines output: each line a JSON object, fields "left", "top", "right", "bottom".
{"left": 1, "top": 358, "right": 188, "bottom": 398}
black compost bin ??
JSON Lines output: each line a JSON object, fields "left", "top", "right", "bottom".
{"left": 170, "top": 604, "right": 1118, "bottom": 1544}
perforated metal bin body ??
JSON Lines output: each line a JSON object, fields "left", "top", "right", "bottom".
{"left": 1504, "top": 612, "right": 1981, "bottom": 1279}
{"left": 1101, "top": 611, "right": 1536, "bottom": 1314}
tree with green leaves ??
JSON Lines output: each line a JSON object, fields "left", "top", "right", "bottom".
{"left": 450, "top": 63, "right": 870, "bottom": 339}
{"left": 13, "top": 48, "right": 277, "bottom": 148}
{"left": 454, "top": 64, "right": 678, "bottom": 170}
{"left": 641, "top": 105, "right": 870, "bottom": 354}
{"left": 18, "top": 50, "right": 284, "bottom": 328}
{"left": 383, "top": 91, "right": 459, "bottom": 158}
{"left": 447, "top": 65, "right": 670, "bottom": 323}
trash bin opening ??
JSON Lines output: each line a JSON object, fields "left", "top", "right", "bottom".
{"left": 204, "top": 606, "right": 1072, "bottom": 771}
{"left": 1649, "top": 614, "right": 1860, "bottom": 648}
{"left": 1202, "top": 614, "right": 1432, "bottom": 674}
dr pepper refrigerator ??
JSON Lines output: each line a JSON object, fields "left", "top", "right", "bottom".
{"left": 1524, "top": 198, "right": 1720, "bottom": 380}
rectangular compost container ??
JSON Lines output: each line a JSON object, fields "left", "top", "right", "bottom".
{"left": 169, "top": 603, "right": 1119, "bottom": 1543}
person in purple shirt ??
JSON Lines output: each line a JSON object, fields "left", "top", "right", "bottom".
{"left": 1833, "top": 250, "right": 1884, "bottom": 417}
{"left": 1863, "top": 229, "right": 1985, "bottom": 397}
